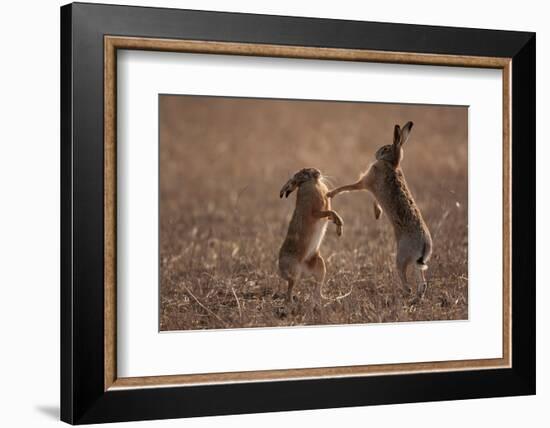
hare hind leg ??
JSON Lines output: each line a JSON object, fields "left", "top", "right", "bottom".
{"left": 414, "top": 264, "right": 428, "bottom": 298}
{"left": 285, "top": 278, "right": 297, "bottom": 303}
{"left": 305, "top": 252, "right": 326, "bottom": 304}
{"left": 279, "top": 256, "right": 302, "bottom": 302}
{"left": 306, "top": 252, "right": 326, "bottom": 283}
{"left": 396, "top": 247, "right": 413, "bottom": 294}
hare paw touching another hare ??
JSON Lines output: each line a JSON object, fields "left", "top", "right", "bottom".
{"left": 331, "top": 212, "right": 344, "bottom": 236}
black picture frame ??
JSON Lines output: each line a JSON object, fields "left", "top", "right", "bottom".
{"left": 61, "top": 2, "right": 535, "bottom": 424}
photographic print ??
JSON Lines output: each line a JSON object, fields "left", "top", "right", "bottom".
{"left": 159, "top": 95, "right": 468, "bottom": 331}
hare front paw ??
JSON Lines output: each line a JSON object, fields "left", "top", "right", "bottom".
{"left": 332, "top": 213, "right": 344, "bottom": 236}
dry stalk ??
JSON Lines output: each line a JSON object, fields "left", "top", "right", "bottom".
{"left": 231, "top": 286, "right": 243, "bottom": 320}
{"left": 183, "top": 284, "right": 227, "bottom": 327}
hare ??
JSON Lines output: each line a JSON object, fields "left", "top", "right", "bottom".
{"left": 278, "top": 168, "right": 344, "bottom": 302}
{"left": 327, "top": 122, "right": 432, "bottom": 296}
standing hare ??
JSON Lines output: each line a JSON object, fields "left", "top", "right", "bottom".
{"left": 327, "top": 122, "right": 432, "bottom": 296}
{"left": 278, "top": 168, "right": 344, "bottom": 302}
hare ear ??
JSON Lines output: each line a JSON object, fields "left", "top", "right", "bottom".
{"left": 399, "top": 121, "right": 414, "bottom": 147}
{"left": 392, "top": 124, "right": 403, "bottom": 167}
{"left": 393, "top": 124, "right": 401, "bottom": 145}
{"left": 279, "top": 177, "right": 297, "bottom": 198}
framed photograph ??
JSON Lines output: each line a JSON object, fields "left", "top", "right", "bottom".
{"left": 61, "top": 2, "right": 535, "bottom": 424}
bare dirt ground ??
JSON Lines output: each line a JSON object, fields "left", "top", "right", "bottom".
{"left": 159, "top": 96, "right": 468, "bottom": 331}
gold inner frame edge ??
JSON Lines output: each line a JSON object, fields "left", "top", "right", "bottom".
{"left": 104, "top": 35, "right": 512, "bottom": 391}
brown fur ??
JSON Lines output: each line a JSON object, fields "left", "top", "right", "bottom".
{"left": 327, "top": 122, "right": 432, "bottom": 295}
{"left": 278, "top": 168, "right": 343, "bottom": 302}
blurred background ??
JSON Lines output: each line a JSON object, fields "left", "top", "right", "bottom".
{"left": 159, "top": 95, "right": 468, "bottom": 331}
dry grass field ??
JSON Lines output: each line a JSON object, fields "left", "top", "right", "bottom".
{"left": 159, "top": 95, "right": 468, "bottom": 331}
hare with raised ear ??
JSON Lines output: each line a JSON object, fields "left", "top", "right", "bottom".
{"left": 327, "top": 122, "right": 432, "bottom": 296}
{"left": 278, "top": 168, "right": 344, "bottom": 302}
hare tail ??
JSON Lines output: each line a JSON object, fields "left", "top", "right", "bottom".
{"left": 416, "top": 242, "right": 429, "bottom": 271}
{"left": 416, "top": 260, "right": 429, "bottom": 271}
